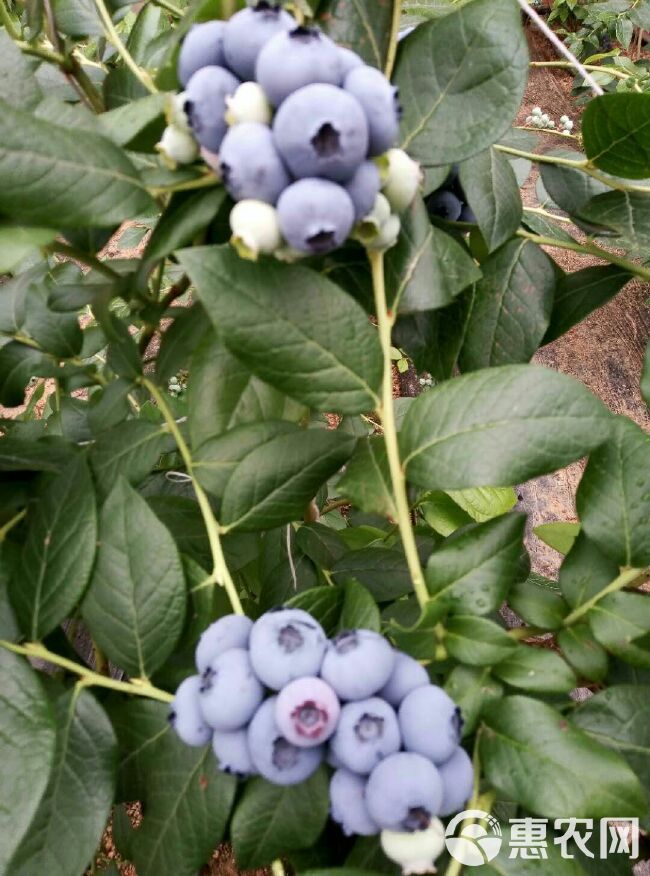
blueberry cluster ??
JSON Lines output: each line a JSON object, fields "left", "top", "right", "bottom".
{"left": 425, "top": 165, "right": 476, "bottom": 225}
{"left": 158, "top": 2, "right": 421, "bottom": 259}
{"left": 169, "top": 609, "right": 473, "bottom": 837}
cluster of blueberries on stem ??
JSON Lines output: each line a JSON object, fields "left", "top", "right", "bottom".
{"left": 158, "top": 1, "right": 421, "bottom": 260}
{"left": 170, "top": 609, "right": 474, "bottom": 843}
{"left": 425, "top": 165, "right": 476, "bottom": 225}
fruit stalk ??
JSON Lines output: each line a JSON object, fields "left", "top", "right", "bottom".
{"left": 563, "top": 566, "right": 647, "bottom": 626}
{"left": 92, "top": 0, "right": 157, "bottom": 93}
{"left": 369, "top": 249, "right": 429, "bottom": 610}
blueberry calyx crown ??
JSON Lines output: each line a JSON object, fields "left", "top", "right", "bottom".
{"left": 278, "top": 623, "right": 305, "bottom": 653}
{"left": 332, "top": 629, "right": 359, "bottom": 654}
{"left": 289, "top": 24, "right": 320, "bottom": 41}
{"left": 306, "top": 229, "right": 337, "bottom": 253}
{"left": 355, "top": 713, "right": 384, "bottom": 742}
{"left": 272, "top": 736, "right": 300, "bottom": 770}
{"left": 311, "top": 122, "right": 342, "bottom": 158}
{"left": 403, "top": 806, "right": 432, "bottom": 833}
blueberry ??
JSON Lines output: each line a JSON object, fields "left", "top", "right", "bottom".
{"left": 459, "top": 204, "right": 477, "bottom": 224}
{"left": 256, "top": 26, "right": 342, "bottom": 107}
{"left": 248, "top": 696, "right": 324, "bottom": 785}
{"left": 366, "top": 752, "right": 443, "bottom": 832}
{"left": 378, "top": 651, "right": 429, "bottom": 707}
{"left": 398, "top": 685, "right": 463, "bottom": 764}
{"left": 338, "top": 46, "right": 364, "bottom": 78}
{"left": 330, "top": 768, "right": 380, "bottom": 836}
{"left": 426, "top": 190, "right": 463, "bottom": 221}
{"left": 249, "top": 608, "right": 327, "bottom": 690}
{"left": 184, "top": 65, "right": 240, "bottom": 152}
{"left": 275, "top": 676, "right": 341, "bottom": 748}
{"left": 223, "top": 2, "right": 295, "bottom": 81}
{"left": 212, "top": 728, "right": 256, "bottom": 777}
{"left": 219, "top": 122, "right": 290, "bottom": 204}
{"left": 273, "top": 83, "right": 369, "bottom": 183}
{"left": 344, "top": 66, "right": 400, "bottom": 156}
{"left": 195, "top": 614, "right": 253, "bottom": 674}
{"left": 169, "top": 676, "right": 213, "bottom": 747}
{"left": 438, "top": 747, "right": 474, "bottom": 817}
{"left": 178, "top": 21, "right": 226, "bottom": 87}
{"left": 345, "top": 160, "right": 381, "bottom": 222}
{"left": 320, "top": 629, "right": 396, "bottom": 700}
{"left": 277, "top": 178, "right": 355, "bottom": 255}
{"left": 329, "top": 696, "right": 401, "bottom": 774}
{"left": 199, "top": 647, "right": 264, "bottom": 731}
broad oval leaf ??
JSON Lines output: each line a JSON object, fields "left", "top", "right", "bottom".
{"left": 459, "top": 148, "right": 523, "bottom": 252}
{"left": 582, "top": 93, "right": 650, "bottom": 180}
{"left": 336, "top": 436, "right": 397, "bottom": 519}
{"left": 0, "top": 31, "right": 42, "bottom": 110}
{"left": 480, "top": 695, "right": 646, "bottom": 818}
{"left": 445, "top": 615, "right": 516, "bottom": 666}
{"left": 0, "top": 98, "right": 154, "bottom": 228}
{"left": 400, "top": 365, "right": 612, "bottom": 490}
{"left": 492, "top": 643, "right": 577, "bottom": 693}
{"left": 332, "top": 546, "right": 413, "bottom": 601}
{"left": 557, "top": 625, "right": 608, "bottom": 683}
{"left": 395, "top": 0, "right": 528, "bottom": 166}
{"left": 319, "top": 0, "right": 397, "bottom": 70}
{"left": 178, "top": 246, "right": 382, "bottom": 415}
{"left": 543, "top": 265, "right": 632, "bottom": 344}
{"left": 0, "top": 650, "right": 56, "bottom": 873}
{"left": 83, "top": 478, "right": 186, "bottom": 677}
{"left": 90, "top": 420, "right": 171, "bottom": 500}
{"left": 445, "top": 665, "right": 504, "bottom": 737}
{"left": 8, "top": 688, "right": 116, "bottom": 876}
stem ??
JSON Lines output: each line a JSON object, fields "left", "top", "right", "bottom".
{"left": 93, "top": 0, "right": 157, "bottom": 93}
{"left": 384, "top": 0, "right": 402, "bottom": 80}
{"left": 516, "top": 229, "right": 650, "bottom": 282}
{"left": 16, "top": 40, "right": 65, "bottom": 64}
{"left": 320, "top": 497, "right": 349, "bottom": 516}
{"left": 530, "top": 59, "right": 633, "bottom": 81}
{"left": 563, "top": 567, "right": 646, "bottom": 626}
{"left": 523, "top": 205, "right": 573, "bottom": 224}
{"left": 516, "top": 0, "right": 604, "bottom": 96}
{"left": 0, "top": 508, "right": 27, "bottom": 542}
{"left": 369, "top": 249, "right": 429, "bottom": 610}
{"left": 141, "top": 378, "right": 244, "bottom": 615}
{"left": 0, "top": 0, "right": 20, "bottom": 38}
{"left": 46, "top": 241, "right": 122, "bottom": 279}
{"left": 0, "top": 640, "right": 173, "bottom": 702}
{"left": 149, "top": 173, "right": 220, "bottom": 197}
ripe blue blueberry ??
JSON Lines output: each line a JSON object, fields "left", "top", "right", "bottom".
{"left": 329, "top": 696, "right": 401, "bottom": 774}
{"left": 366, "top": 752, "right": 444, "bottom": 832}
{"left": 330, "top": 768, "right": 380, "bottom": 836}
{"left": 277, "top": 179, "right": 355, "bottom": 255}
{"left": 398, "top": 685, "right": 463, "bottom": 764}
{"left": 212, "top": 728, "right": 256, "bottom": 777}
{"left": 273, "top": 83, "right": 369, "bottom": 183}
{"left": 184, "top": 65, "right": 240, "bottom": 152}
{"left": 378, "top": 651, "right": 429, "bottom": 707}
{"left": 320, "top": 629, "right": 396, "bottom": 700}
{"left": 345, "top": 160, "right": 381, "bottom": 222}
{"left": 169, "top": 675, "right": 213, "bottom": 747}
{"left": 459, "top": 204, "right": 477, "bottom": 224}
{"left": 248, "top": 696, "right": 324, "bottom": 785}
{"left": 275, "top": 676, "right": 341, "bottom": 748}
{"left": 199, "top": 647, "right": 264, "bottom": 731}
{"left": 256, "top": 26, "right": 342, "bottom": 107}
{"left": 338, "top": 46, "right": 364, "bottom": 78}
{"left": 223, "top": 2, "right": 295, "bottom": 81}
{"left": 219, "top": 122, "right": 290, "bottom": 204}
{"left": 426, "top": 190, "right": 463, "bottom": 221}
{"left": 344, "top": 66, "right": 401, "bottom": 156}
{"left": 438, "top": 746, "right": 474, "bottom": 817}
{"left": 178, "top": 21, "right": 226, "bottom": 87}
{"left": 249, "top": 608, "right": 327, "bottom": 690}
{"left": 195, "top": 613, "right": 253, "bottom": 674}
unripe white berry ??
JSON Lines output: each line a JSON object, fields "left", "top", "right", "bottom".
{"left": 380, "top": 819, "right": 446, "bottom": 875}
{"left": 381, "top": 148, "right": 422, "bottom": 213}
{"left": 156, "top": 125, "right": 199, "bottom": 166}
{"left": 366, "top": 213, "right": 401, "bottom": 252}
{"left": 225, "top": 82, "right": 273, "bottom": 126}
{"left": 167, "top": 92, "right": 191, "bottom": 133}
{"left": 229, "top": 199, "right": 282, "bottom": 260}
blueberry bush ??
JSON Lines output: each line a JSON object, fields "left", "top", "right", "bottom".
{"left": 1, "top": 0, "right": 650, "bottom": 873}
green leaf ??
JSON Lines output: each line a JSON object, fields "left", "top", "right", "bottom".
{"left": 320, "top": 0, "right": 397, "bottom": 69}
{"left": 52, "top": 0, "right": 102, "bottom": 35}
{"left": 0, "top": 341, "right": 56, "bottom": 407}
{"left": 178, "top": 246, "right": 382, "bottom": 415}
{"left": 0, "top": 225, "right": 55, "bottom": 273}
{"left": 8, "top": 689, "right": 116, "bottom": 876}
{"left": 508, "top": 577, "right": 569, "bottom": 630}
{"left": 557, "top": 625, "right": 609, "bottom": 682}
{"left": 231, "top": 768, "right": 330, "bottom": 869}
{"left": 539, "top": 152, "right": 611, "bottom": 220}
{"left": 582, "top": 93, "right": 650, "bottom": 180}
{"left": 558, "top": 533, "right": 619, "bottom": 610}
{"left": 425, "top": 513, "right": 526, "bottom": 615}
{"left": 492, "top": 644, "right": 577, "bottom": 692}
{"left": 445, "top": 665, "right": 503, "bottom": 737}
{"left": 480, "top": 695, "right": 646, "bottom": 817}
{"left": 0, "top": 98, "right": 154, "bottom": 228}
{"left": 396, "top": 0, "right": 528, "bottom": 166}
{"left": 0, "top": 650, "right": 56, "bottom": 873}
{"left": 339, "top": 579, "right": 381, "bottom": 632}
{"left": 0, "top": 31, "right": 42, "bottom": 110}
{"left": 472, "top": 828, "right": 585, "bottom": 875}
{"left": 420, "top": 491, "right": 473, "bottom": 536}
{"left": 459, "top": 148, "right": 523, "bottom": 252}
{"left": 10, "top": 456, "right": 96, "bottom": 639}
{"left": 286, "top": 587, "right": 344, "bottom": 635}
{"left": 109, "top": 699, "right": 237, "bottom": 875}
{"left": 534, "top": 521, "right": 581, "bottom": 556}
{"left": 400, "top": 365, "right": 612, "bottom": 490}
{"left": 459, "top": 239, "right": 555, "bottom": 370}
{"left": 579, "top": 190, "right": 650, "bottom": 256}
{"left": 99, "top": 93, "right": 167, "bottom": 151}
{"left": 23, "top": 269, "right": 84, "bottom": 357}
{"left": 445, "top": 615, "right": 516, "bottom": 666}
{"left": 90, "top": 420, "right": 170, "bottom": 499}
{"left": 385, "top": 197, "right": 481, "bottom": 313}
{"left": 0, "top": 437, "right": 75, "bottom": 472}
{"left": 589, "top": 592, "right": 650, "bottom": 650}
{"left": 543, "top": 265, "right": 632, "bottom": 343}
{"left": 83, "top": 478, "right": 186, "bottom": 677}
{"left": 332, "top": 547, "right": 413, "bottom": 601}
{"left": 576, "top": 416, "right": 650, "bottom": 568}
{"left": 447, "top": 486, "right": 517, "bottom": 523}
{"left": 294, "top": 523, "right": 347, "bottom": 571}
{"left": 337, "top": 436, "right": 397, "bottom": 519}
{"left": 221, "top": 430, "right": 356, "bottom": 531}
